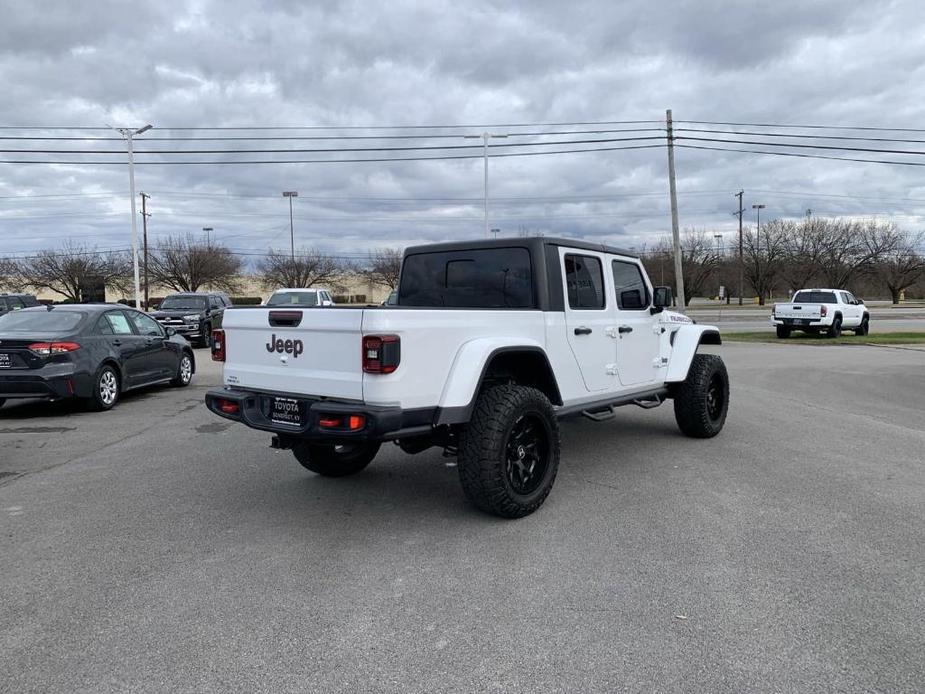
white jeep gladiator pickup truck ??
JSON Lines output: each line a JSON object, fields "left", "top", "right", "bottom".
{"left": 206, "top": 237, "right": 729, "bottom": 518}
{"left": 771, "top": 288, "right": 869, "bottom": 338}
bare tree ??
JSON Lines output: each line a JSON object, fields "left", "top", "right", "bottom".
{"left": 18, "top": 242, "right": 131, "bottom": 302}
{"left": 815, "top": 218, "right": 901, "bottom": 289}
{"left": 149, "top": 234, "right": 242, "bottom": 293}
{"left": 743, "top": 219, "right": 787, "bottom": 305}
{"left": 872, "top": 231, "right": 925, "bottom": 304}
{"left": 652, "top": 229, "right": 721, "bottom": 305}
{"left": 362, "top": 248, "right": 403, "bottom": 290}
{"left": 780, "top": 218, "right": 825, "bottom": 291}
{"left": 0, "top": 257, "right": 20, "bottom": 291}
{"left": 257, "top": 247, "right": 344, "bottom": 289}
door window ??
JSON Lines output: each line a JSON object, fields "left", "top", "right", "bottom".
{"left": 612, "top": 261, "right": 649, "bottom": 310}
{"left": 104, "top": 312, "right": 134, "bottom": 335}
{"left": 210, "top": 297, "right": 223, "bottom": 309}
{"left": 564, "top": 255, "right": 605, "bottom": 309}
{"left": 0, "top": 298, "right": 7, "bottom": 311}
{"left": 7, "top": 297, "right": 24, "bottom": 310}
{"left": 129, "top": 311, "right": 164, "bottom": 336}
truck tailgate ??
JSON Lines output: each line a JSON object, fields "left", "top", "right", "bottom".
{"left": 776, "top": 303, "right": 822, "bottom": 319}
{"left": 221, "top": 308, "right": 364, "bottom": 401}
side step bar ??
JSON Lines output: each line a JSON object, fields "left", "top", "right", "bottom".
{"left": 582, "top": 406, "right": 615, "bottom": 422}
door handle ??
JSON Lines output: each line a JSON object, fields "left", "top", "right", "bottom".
{"left": 112, "top": 339, "right": 122, "bottom": 346}
{"left": 618, "top": 326, "right": 633, "bottom": 334}
{"left": 574, "top": 327, "right": 593, "bottom": 336}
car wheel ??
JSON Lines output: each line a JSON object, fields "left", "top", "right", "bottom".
{"left": 776, "top": 325, "right": 791, "bottom": 339}
{"left": 88, "top": 365, "right": 120, "bottom": 411}
{"left": 171, "top": 353, "right": 194, "bottom": 387}
{"left": 292, "top": 442, "right": 380, "bottom": 477}
{"left": 827, "top": 316, "right": 842, "bottom": 338}
{"left": 672, "top": 354, "right": 729, "bottom": 438}
{"left": 855, "top": 316, "right": 869, "bottom": 336}
{"left": 457, "top": 385, "right": 560, "bottom": 519}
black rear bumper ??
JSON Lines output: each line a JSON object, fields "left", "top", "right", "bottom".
{"left": 204, "top": 387, "right": 436, "bottom": 443}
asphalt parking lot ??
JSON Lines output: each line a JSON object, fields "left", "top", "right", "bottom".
{"left": 2, "top": 343, "right": 924, "bottom": 693}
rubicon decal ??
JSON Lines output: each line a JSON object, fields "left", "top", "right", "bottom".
{"left": 265, "top": 334, "right": 304, "bottom": 358}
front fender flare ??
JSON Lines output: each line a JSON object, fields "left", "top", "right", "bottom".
{"left": 665, "top": 325, "right": 722, "bottom": 382}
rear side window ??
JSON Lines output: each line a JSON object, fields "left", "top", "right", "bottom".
{"left": 399, "top": 247, "right": 534, "bottom": 308}
{"left": 104, "top": 312, "right": 134, "bottom": 335}
{"left": 565, "top": 254, "right": 605, "bottom": 309}
{"left": 793, "top": 291, "right": 837, "bottom": 304}
{"left": 612, "top": 261, "right": 649, "bottom": 310}
{"left": 0, "top": 298, "right": 7, "bottom": 311}
{"left": 8, "top": 297, "right": 24, "bottom": 310}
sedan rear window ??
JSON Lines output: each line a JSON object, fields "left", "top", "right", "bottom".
{"left": 399, "top": 247, "right": 534, "bottom": 308}
{"left": 160, "top": 296, "right": 207, "bottom": 310}
{"left": 0, "top": 310, "right": 85, "bottom": 332}
{"left": 792, "top": 291, "right": 837, "bottom": 304}
{"left": 267, "top": 291, "right": 319, "bottom": 306}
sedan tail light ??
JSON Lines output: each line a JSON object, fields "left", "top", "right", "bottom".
{"left": 211, "top": 329, "right": 225, "bottom": 362}
{"left": 362, "top": 334, "right": 400, "bottom": 374}
{"left": 27, "top": 342, "right": 80, "bottom": 355}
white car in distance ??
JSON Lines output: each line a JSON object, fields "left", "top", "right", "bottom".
{"left": 265, "top": 288, "right": 335, "bottom": 307}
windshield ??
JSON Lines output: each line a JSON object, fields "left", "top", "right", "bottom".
{"left": 0, "top": 310, "right": 85, "bottom": 333}
{"left": 267, "top": 291, "right": 319, "bottom": 306}
{"left": 792, "top": 291, "right": 837, "bottom": 304}
{"left": 160, "top": 296, "right": 207, "bottom": 310}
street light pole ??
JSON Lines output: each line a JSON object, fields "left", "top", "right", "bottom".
{"left": 464, "top": 132, "right": 508, "bottom": 237}
{"left": 202, "top": 227, "right": 213, "bottom": 244}
{"left": 113, "top": 124, "right": 152, "bottom": 308}
{"left": 752, "top": 203, "right": 766, "bottom": 304}
{"left": 282, "top": 191, "right": 298, "bottom": 259}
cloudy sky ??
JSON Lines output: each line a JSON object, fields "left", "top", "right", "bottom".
{"left": 2, "top": 0, "right": 925, "bottom": 264}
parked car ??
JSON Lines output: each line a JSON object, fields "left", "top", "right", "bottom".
{"left": 0, "top": 304, "right": 195, "bottom": 411}
{"left": 771, "top": 288, "right": 869, "bottom": 338}
{"left": 150, "top": 292, "right": 231, "bottom": 347}
{"left": 0, "top": 294, "right": 40, "bottom": 317}
{"left": 265, "top": 288, "right": 335, "bottom": 307}
{"left": 206, "top": 237, "right": 727, "bottom": 518}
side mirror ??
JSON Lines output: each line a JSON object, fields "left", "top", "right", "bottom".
{"left": 652, "top": 286, "right": 672, "bottom": 313}
{"left": 151, "top": 304, "right": 159, "bottom": 311}
{"left": 857, "top": 298, "right": 864, "bottom": 305}
{"left": 165, "top": 327, "right": 176, "bottom": 337}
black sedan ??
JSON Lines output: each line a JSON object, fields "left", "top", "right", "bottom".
{"left": 0, "top": 304, "right": 195, "bottom": 411}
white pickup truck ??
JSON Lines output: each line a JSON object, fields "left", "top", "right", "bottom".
{"left": 206, "top": 237, "right": 729, "bottom": 518}
{"left": 771, "top": 288, "right": 869, "bottom": 338}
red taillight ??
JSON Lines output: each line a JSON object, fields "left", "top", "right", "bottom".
{"left": 27, "top": 341, "right": 80, "bottom": 355}
{"left": 318, "top": 414, "right": 366, "bottom": 431}
{"left": 217, "top": 398, "right": 239, "bottom": 414}
{"left": 820, "top": 305, "right": 828, "bottom": 317}
{"left": 362, "top": 334, "right": 400, "bottom": 374}
{"left": 348, "top": 415, "right": 366, "bottom": 431}
{"left": 319, "top": 416, "right": 342, "bottom": 428}
{"left": 211, "top": 329, "right": 225, "bottom": 362}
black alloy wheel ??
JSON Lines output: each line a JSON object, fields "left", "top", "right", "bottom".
{"left": 504, "top": 414, "right": 550, "bottom": 496}
{"left": 706, "top": 372, "right": 726, "bottom": 423}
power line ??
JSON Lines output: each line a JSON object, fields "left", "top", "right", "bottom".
{"left": 0, "top": 142, "right": 666, "bottom": 165}
{"left": 675, "top": 120, "right": 925, "bottom": 133}
{"left": 677, "top": 144, "right": 925, "bottom": 167}
{"left": 0, "top": 135, "right": 664, "bottom": 155}
{"left": 675, "top": 127, "right": 925, "bottom": 145}
{"left": 676, "top": 136, "right": 925, "bottom": 157}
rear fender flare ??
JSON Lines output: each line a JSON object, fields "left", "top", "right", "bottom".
{"left": 435, "top": 338, "right": 557, "bottom": 425}
{"left": 665, "top": 326, "right": 722, "bottom": 382}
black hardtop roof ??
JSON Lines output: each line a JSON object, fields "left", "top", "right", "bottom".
{"left": 163, "top": 291, "right": 225, "bottom": 296}
{"left": 402, "top": 236, "right": 639, "bottom": 259}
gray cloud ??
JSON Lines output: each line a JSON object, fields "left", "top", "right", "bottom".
{"left": 2, "top": 0, "right": 925, "bottom": 264}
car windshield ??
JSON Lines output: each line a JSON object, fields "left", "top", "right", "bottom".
{"left": 160, "top": 296, "right": 207, "bottom": 310}
{"left": 792, "top": 291, "right": 837, "bottom": 304}
{"left": 267, "top": 291, "right": 319, "bottom": 306}
{"left": 0, "top": 309, "right": 85, "bottom": 332}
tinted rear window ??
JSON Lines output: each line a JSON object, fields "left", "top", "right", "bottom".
{"left": 792, "top": 291, "right": 837, "bottom": 304}
{"left": 0, "top": 310, "right": 85, "bottom": 332}
{"left": 267, "top": 291, "right": 319, "bottom": 306}
{"left": 160, "top": 296, "right": 207, "bottom": 310}
{"left": 399, "top": 248, "right": 534, "bottom": 308}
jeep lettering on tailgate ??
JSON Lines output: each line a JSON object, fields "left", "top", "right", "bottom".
{"left": 265, "top": 334, "right": 304, "bottom": 358}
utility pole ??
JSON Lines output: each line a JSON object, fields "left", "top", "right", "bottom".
{"left": 665, "top": 109, "right": 685, "bottom": 310}
{"left": 140, "top": 193, "right": 150, "bottom": 311}
{"left": 465, "top": 131, "right": 508, "bottom": 237}
{"left": 735, "top": 190, "right": 744, "bottom": 305}
{"left": 282, "top": 191, "right": 298, "bottom": 259}
{"left": 202, "top": 227, "right": 213, "bottom": 244}
{"left": 112, "top": 124, "right": 153, "bottom": 308}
